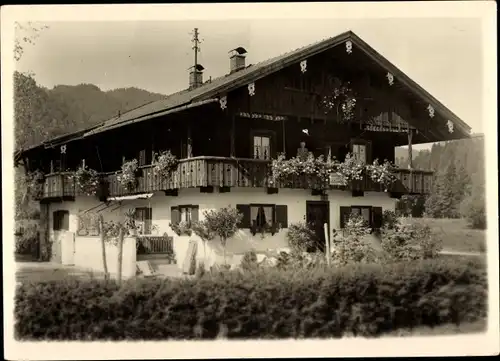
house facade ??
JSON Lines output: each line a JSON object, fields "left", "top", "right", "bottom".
{"left": 15, "top": 31, "right": 472, "bottom": 271}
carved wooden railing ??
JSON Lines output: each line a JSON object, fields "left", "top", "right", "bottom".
{"left": 136, "top": 235, "right": 174, "bottom": 255}
{"left": 39, "top": 158, "right": 434, "bottom": 200}
{"left": 41, "top": 172, "right": 76, "bottom": 200}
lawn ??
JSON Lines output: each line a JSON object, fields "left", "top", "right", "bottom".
{"left": 400, "top": 217, "right": 486, "bottom": 253}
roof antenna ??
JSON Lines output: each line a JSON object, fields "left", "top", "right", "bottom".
{"left": 191, "top": 27, "right": 203, "bottom": 71}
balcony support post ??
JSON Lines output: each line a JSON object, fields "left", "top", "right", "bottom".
{"left": 230, "top": 113, "right": 235, "bottom": 157}
{"left": 407, "top": 129, "right": 413, "bottom": 170}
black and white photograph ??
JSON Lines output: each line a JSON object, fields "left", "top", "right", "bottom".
{"left": 2, "top": 2, "right": 498, "bottom": 359}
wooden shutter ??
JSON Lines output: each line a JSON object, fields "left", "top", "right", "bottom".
{"left": 236, "top": 204, "right": 251, "bottom": 228}
{"left": 191, "top": 206, "right": 199, "bottom": 222}
{"left": 372, "top": 207, "right": 383, "bottom": 229}
{"left": 171, "top": 206, "right": 180, "bottom": 224}
{"left": 339, "top": 206, "right": 351, "bottom": 229}
{"left": 275, "top": 205, "right": 288, "bottom": 228}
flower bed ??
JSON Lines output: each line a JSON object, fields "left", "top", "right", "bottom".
{"left": 15, "top": 257, "right": 487, "bottom": 340}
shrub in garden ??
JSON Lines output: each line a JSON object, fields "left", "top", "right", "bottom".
{"left": 15, "top": 257, "right": 487, "bottom": 340}
{"left": 241, "top": 250, "right": 258, "bottom": 270}
{"left": 381, "top": 210, "right": 399, "bottom": 230}
{"left": 331, "top": 213, "right": 378, "bottom": 266}
{"left": 286, "top": 222, "right": 318, "bottom": 253}
{"left": 15, "top": 224, "right": 39, "bottom": 255}
{"left": 460, "top": 191, "right": 487, "bottom": 230}
{"left": 381, "top": 222, "right": 443, "bottom": 261}
{"left": 202, "top": 206, "right": 243, "bottom": 264}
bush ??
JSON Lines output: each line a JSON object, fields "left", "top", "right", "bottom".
{"left": 460, "top": 192, "right": 487, "bottom": 230}
{"left": 331, "top": 213, "right": 378, "bottom": 266}
{"left": 15, "top": 258, "right": 487, "bottom": 340}
{"left": 286, "top": 222, "right": 318, "bottom": 253}
{"left": 241, "top": 250, "right": 258, "bottom": 270}
{"left": 15, "top": 225, "right": 39, "bottom": 255}
{"left": 381, "top": 210, "right": 399, "bottom": 230}
{"left": 381, "top": 222, "right": 442, "bottom": 261}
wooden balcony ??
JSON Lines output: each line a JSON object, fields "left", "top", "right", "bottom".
{"left": 39, "top": 157, "right": 434, "bottom": 201}
{"left": 40, "top": 172, "right": 77, "bottom": 201}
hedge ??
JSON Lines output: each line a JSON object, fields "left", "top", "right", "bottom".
{"left": 15, "top": 258, "right": 487, "bottom": 340}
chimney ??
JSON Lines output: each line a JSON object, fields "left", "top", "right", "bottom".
{"left": 229, "top": 47, "right": 247, "bottom": 73}
{"left": 189, "top": 64, "right": 204, "bottom": 89}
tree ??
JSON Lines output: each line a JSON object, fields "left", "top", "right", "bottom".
{"left": 190, "top": 220, "right": 215, "bottom": 265}
{"left": 14, "top": 22, "right": 49, "bottom": 61}
{"left": 98, "top": 214, "right": 110, "bottom": 281}
{"left": 202, "top": 207, "right": 243, "bottom": 265}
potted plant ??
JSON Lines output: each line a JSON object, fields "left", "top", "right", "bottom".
{"left": 117, "top": 159, "right": 138, "bottom": 192}
{"left": 70, "top": 164, "right": 100, "bottom": 196}
{"left": 366, "top": 159, "right": 397, "bottom": 192}
{"left": 152, "top": 150, "right": 178, "bottom": 180}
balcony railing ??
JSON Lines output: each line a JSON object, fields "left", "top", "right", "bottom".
{"left": 38, "top": 157, "right": 434, "bottom": 200}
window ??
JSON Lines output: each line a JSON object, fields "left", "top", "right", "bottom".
{"left": 253, "top": 135, "right": 271, "bottom": 160}
{"left": 339, "top": 206, "right": 383, "bottom": 230}
{"left": 53, "top": 210, "right": 69, "bottom": 231}
{"left": 236, "top": 204, "right": 288, "bottom": 235}
{"left": 171, "top": 205, "right": 199, "bottom": 225}
{"left": 134, "top": 207, "right": 152, "bottom": 235}
{"left": 352, "top": 144, "right": 367, "bottom": 164}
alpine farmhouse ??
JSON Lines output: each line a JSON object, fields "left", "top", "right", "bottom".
{"left": 15, "top": 31, "right": 472, "bottom": 275}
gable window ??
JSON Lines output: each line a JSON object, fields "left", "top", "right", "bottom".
{"left": 171, "top": 205, "right": 199, "bottom": 226}
{"left": 53, "top": 210, "right": 69, "bottom": 231}
{"left": 339, "top": 206, "right": 383, "bottom": 231}
{"left": 134, "top": 207, "right": 152, "bottom": 235}
{"left": 236, "top": 204, "right": 288, "bottom": 236}
{"left": 253, "top": 135, "right": 271, "bottom": 160}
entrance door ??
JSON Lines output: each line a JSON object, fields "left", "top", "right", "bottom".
{"left": 306, "top": 201, "right": 330, "bottom": 253}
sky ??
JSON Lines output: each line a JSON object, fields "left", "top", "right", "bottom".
{"left": 15, "top": 17, "right": 484, "bottom": 141}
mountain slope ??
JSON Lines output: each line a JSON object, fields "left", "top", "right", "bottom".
{"left": 14, "top": 71, "right": 166, "bottom": 150}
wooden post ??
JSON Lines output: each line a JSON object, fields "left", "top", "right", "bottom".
{"left": 407, "top": 128, "right": 413, "bottom": 193}
{"left": 187, "top": 120, "right": 193, "bottom": 158}
{"left": 98, "top": 214, "right": 109, "bottom": 281}
{"left": 117, "top": 226, "right": 124, "bottom": 285}
{"left": 230, "top": 113, "right": 235, "bottom": 157}
{"left": 407, "top": 129, "right": 413, "bottom": 170}
{"left": 324, "top": 222, "right": 331, "bottom": 266}
{"left": 282, "top": 117, "right": 286, "bottom": 154}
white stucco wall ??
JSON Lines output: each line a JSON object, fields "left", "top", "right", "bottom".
{"left": 47, "top": 188, "right": 397, "bottom": 268}
{"left": 74, "top": 236, "right": 136, "bottom": 279}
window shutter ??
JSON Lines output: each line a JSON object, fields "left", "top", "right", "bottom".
{"left": 275, "top": 205, "right": 288, "bottom": 228}
{"left": 236, "top": 204, "right": 251, "bottom": 228}
{"left": 339, "top": 206, "right": 351, "bottom": 229}
{"left": 171, "top": 206, "right": 180, "bottom": 224}
{"left": 372, "top": 207, "right": 383, "bottom": 229}
{"left": 191, "top": 206, "right": 199, "bottom": 222}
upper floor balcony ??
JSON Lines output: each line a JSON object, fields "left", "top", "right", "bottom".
{"left": 37, "top": 156, "right": 433, "bottom": 202}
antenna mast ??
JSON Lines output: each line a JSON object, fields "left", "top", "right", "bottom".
{"left": 191, "top": 27, "right": 202, "bottom": 69}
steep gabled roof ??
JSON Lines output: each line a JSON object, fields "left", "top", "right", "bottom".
{"left": 16, "top": 30, "right": 472, "bottom": 159}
